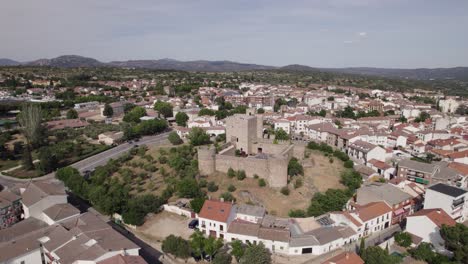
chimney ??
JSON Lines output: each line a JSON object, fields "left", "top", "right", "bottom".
{"left": 220, "top": 197, "right": 224, "bottom": 202}
{"left": 436, "top": 209, "right": 441, "bottom": 214}
{"left": 345, "top": 252, "right": 349, "bottom": 259}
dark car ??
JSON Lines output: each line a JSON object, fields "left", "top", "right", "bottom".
{"left": 188, "top": 219, "right": 199, "bottom": 229}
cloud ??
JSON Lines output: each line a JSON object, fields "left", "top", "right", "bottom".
{"left": 358, "top": 32, "right": 368, "bottom": 37}
{"left": 343, "top": 40, "right": 354, "bottom": 44}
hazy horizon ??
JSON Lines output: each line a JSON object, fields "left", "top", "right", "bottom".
{"left": 2, "top": 0, "right": 468, "bottom": 68}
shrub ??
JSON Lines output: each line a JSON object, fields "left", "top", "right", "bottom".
{"left": 198, "top": 179, "right": 207, "bottom": 188}
{"left": 258, "top": 178, "right": 266, "bottom": 187}
{"left": 253, "top": 174, "right": 259, "bottom": 179}
{"left": 289, "top": 209, "right": 306, "bottom": 217}
{"left": 144, "top": 164, "right": 157, "bottom": 172}
{"left": 228, "top": 184, "right": 236, "bottom": 192}
{"left": 329, "top": 158, "right": 334, "bottom": 163}
{"left": 237, "top": 170, "right": 246, "bottom": 181}
{"left": 227, "top": 168, "right": 236, "bottom": 178}
{"left": 220, "top": 192, "right": 235, "bottom": 202}
{"left": 395, "top": 232, "right": 412, "bottom": 248}
{"left": 207, "top": 181, "right": 219, "bottom": 192}
{"left": 162, "top": 235, "right": 191, "bottom": 259}
{"left": 158, "top": 156, "right": 168, "bottom": 164}
{"left": 344, "top": 160, "right": 354, "bottom": 168}
{"left": 294, "top": 178, "right": 303, "bottom": 189}
{"left": 280, "top": 187, "right": 290, "bottom": 196}
{"left": 168, "top": 132, "right": 183, "bottom": 145}
{"left": 288, "top": 157, "right": 304, "bottom": 176}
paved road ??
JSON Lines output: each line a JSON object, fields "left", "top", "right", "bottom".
{"left": 71, "top": 132, "right": 170, "bottom": 173}
{"left": 0, "top": 131, "right": 170, "bottom": 188}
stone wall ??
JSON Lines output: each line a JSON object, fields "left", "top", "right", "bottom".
{"left": 198, "top": 146, "right": 216, "bottom": 175}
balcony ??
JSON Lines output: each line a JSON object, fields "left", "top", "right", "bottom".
{"left": 452, "top": 199, "right": 465, "bottom": 209}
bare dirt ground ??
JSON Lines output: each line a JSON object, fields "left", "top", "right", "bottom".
{"left": 136, "top": 211, "right": 194, "bottom": 242}
{"left": 304, "top": 150, "right": 346, "bottom": 193}
{"left": 205, "top": 151, "right": 346, "bottom": 217}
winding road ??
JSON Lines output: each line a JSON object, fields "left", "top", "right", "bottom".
{"left": 0, "top": 131, "right": 171, "bottom": 188}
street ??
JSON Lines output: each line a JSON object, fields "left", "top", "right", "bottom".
{"left": 0, "top": 131, "right": 171, "bottom": 188}
{"left": 72, "top": 131, "right": 170, "bottom": 173}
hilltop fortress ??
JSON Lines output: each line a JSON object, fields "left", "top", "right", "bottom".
{"left": 198, "top": 109, "right": 304, "bottom": 187}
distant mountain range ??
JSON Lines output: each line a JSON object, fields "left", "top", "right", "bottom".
{"left": 1, "top": 55, "right": 468, "bottom": 81}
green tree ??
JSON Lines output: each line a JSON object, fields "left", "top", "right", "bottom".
{"left": 288, "top": 157, "right": 304, "bottom": 176}
{"left": 257, "top": 108, "right": 265, "bottom": 114}
{"left": 188, "top": 127, "right": 211, "bottom": 146}
{"left": 227, "top": 168, "right": 236, "bottom": 178}
{"left": 362, "top": 246, "right": 401, "bottom": 264}
{"left": 154, "top": 100, "right": 173, "bottom": 118}
{"left": 38, "top": 147, "right": 59, "bottom": 174}
{"left": 440, "top": 223, "right": 468, "bottom": 263}
{"left": 175, "top": 112, "right": 189, "bottom": 126}
{"left": 258, "top": 178, "right": 266, "bottom": 187}
{"left": 344, "top": 160, "right": 354, "bottom": 168}
{"left": 220, "top": 192, "right": 235, "bottom": 202}
{"left": 204, "top": 236, "right": 224, "bottom": 261}
{"left": 177, "top": 178, "right": 202, "bottom": 198}
{"left": 281, "top": 187, "right": 290, "bottom": 195}
{"left": 168, "top": 132, "right": 183, "bottom": 145}
{"left": 123, "top": 106, "right": 146, "bottom": 123}
{"left": 289, "top": 209, "right": 306, "bottom": 217}
{"left": 212, "top": 250, "right": 232, "bottom": 264}
{"left": 198, "top": 108, "right": 216, "bottom": 116}
{"left": 18, "top": 103, "right": 43, "bottom": 169}
{"left": 394, "top": 232, "right": 412, "bottom": 248}
{"left": 237, "top": 170, "right": 246, "bottom": 180}
{"left": 239, "top": 243, "right": 272, "bottom": 264}
{"left": 228, "top": 184, "right": 236, "bottom": 192}
{"left": 190, "top": 230, "right": 206, "bottom": 258}
{"left": 66, "top": 108, "right": 79, "bottom": 119}
{"left": 190, "top": 197, "right": 206, "bottom": 213}
{"left": 162, "top": 235, "right": 191, "bottom": 259}
{"left": 274, "top": 128, "right": 289, "bottom": 141}
{"left": 307, "top": 189, "right": 349, "bottom": 216}
{"left": 103, "top": 103, "right": 113, "bottom": 117}
{"left": 231, "top": 240, "right": 245, "bottom": 262}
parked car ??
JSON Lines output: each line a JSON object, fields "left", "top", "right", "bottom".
{"left": 188, "top": 219, "right": 199, "bottom": 229}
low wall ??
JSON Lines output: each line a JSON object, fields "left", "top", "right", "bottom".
{"left": 163, "top": 204, "right": 193, "bottom": 218}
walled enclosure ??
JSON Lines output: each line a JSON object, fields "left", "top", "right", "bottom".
{"left": 198, "top": 112, "right": 305, "bottom": 188}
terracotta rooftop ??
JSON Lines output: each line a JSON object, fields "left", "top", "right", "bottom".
{"left": 322, "top": 251, "right": 364, "bottom": 264}
{"left": 198, "top": 200, "right": 233, "bottom": 223}
{"left": 98, "top": 254, "right": 148, "bottom": 264}
{"left": 409, "top": 208, "right": 456, "bottom": 228}
{"left": 353, "top": 201, "right": 392, "bottom": 222}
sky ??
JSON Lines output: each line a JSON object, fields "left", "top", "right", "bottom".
{"left": 1, "top": 0, "right": 468, "bottom": 68}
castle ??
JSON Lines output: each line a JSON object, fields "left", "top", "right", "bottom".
{"left": 198, "top": 109, "right": 304, "bottom": 188}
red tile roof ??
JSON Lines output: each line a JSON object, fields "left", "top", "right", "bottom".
{"left": 198, "top": 200, "right": 233, "bottom": 223}
{"left": 409, "top": 208, "right": 456, "bottom": 228}
{"left": 322, "top": 252, "right": 364, "bottom": 264}
{"left": 354, "top": 201, "right": 392, "bottom": 222}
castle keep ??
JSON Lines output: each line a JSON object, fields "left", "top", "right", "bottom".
{"left": 198, "top": 111, "right": 301, "bottom": 188}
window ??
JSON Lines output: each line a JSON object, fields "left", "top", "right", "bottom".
{"left": 220, "top": 225, "right": 223, "bottom": 231}
{"left": 21, "top": 262, "right": 25, "bottom": 264}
